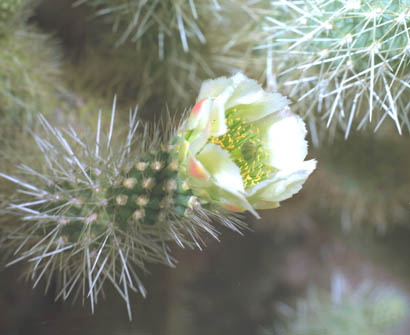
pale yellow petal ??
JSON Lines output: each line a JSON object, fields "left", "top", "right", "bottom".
{"left": 232, "top": 93, "right": 290, "bottom": 122}
{"left": 197, "top": 76, "right": 232, "bottom": 101}
{"left": 247, "top": 160, "right": 316, "bottom": 205}
{"left": 197, "top": 143, "right": 244, "bottom": 193}
{"left": 197, "top": 143, "right": 260, "bottom": 217}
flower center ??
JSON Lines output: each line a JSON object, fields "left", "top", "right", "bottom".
{"left": 210, "top": 108, "right": 276, "bottom": 188}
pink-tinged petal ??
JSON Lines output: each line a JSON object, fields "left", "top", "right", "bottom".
{"left": 196, "top": 143, "right": 244, "bottom": 193}
{"left": 220, "top": 189, "right": 259, "bottom": 218}
{"left": 219, "top": 199, "right": 246, "bottom": 213}
{"left": 191, "top": 98, "right": 208, "bottom": 116}
{"left": 215, "top": 188, "right": 260, "bottom": 217}
{"left": 188, "top": 156, "right": 210, "bottom": 181}
{"left": 186, "top": 98, "right": 212, "bottom": 137}
{"left": 196, "top": 143, "right": 261, "bottom": 218}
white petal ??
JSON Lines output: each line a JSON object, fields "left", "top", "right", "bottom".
{"left": 209, "top": 96, "right": 229, "bottom": 137}
{"left": 224, "top": 74, "right": 289, "bottom": 122}
{"left": 197, "top": 77, "right": 232, "bottom": 101}
{"left": 226, "top": 76, "right": 264, "bottom": 109}
{"left": 189, "top": 120, "right": 211, "bottom": 156}
{"left": 196, "top": 143, "right": 244, "bottom": 193}
{"left": 196, "top": 143, "right": 260, "bottom": 217}
{"left": 247, "top": 160, "right": 316, "bottom": 204}
{"left": 232, "top": 93, "right": 290, "bottom": 122}
{"left": 230, "top": 72, "right": 248, "bottom": 85}
{"left": 262, "top": 111, "right": 309, "bottom": 170}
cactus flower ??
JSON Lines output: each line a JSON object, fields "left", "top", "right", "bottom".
{"left": 176, "top": 73, "right": 316, "bottom": 217}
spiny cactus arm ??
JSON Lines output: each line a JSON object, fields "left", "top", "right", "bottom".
{"left": 261, "top": 0, "right": 410, "bottom": 140}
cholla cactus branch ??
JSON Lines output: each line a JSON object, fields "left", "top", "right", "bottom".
{"left": 0, "top": 27, "right": 61, "bottom": 145}
{"left": 0, "top": 102, "right": 244, "bottom": 319}
{"left": 0, "top": 0, "right": 25, "bottom": 31}
{"left": 261, "top": 0, "right": 410, "bottom": 139}
{"left": 272, "top": 272, "right": 408, "bottom": 335}
{"left": 74, "top": 0, "right": 215, "bottom": 55}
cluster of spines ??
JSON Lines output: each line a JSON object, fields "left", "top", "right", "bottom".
{"left": 41, "top": 165, "right": 112, "bottom": 246}
{"left": 70, "top": 0, "right": 221, "bottom": 111}
{"left": 74, "top": 0, "right": 212, "bottom": 55}
{"left": 262, "top": 0, "right": 410, "bottom": 139}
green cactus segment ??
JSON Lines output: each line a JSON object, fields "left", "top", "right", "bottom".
{"left": 0, "top": 28, "right": 61, "bottom": 144}
{"left": 34, "top": 167, "right": 112, "bottom": 244}
{"left": 0, "top": 0, "right": 24, "bottom": 27}
{"left": 271, "top": 0, "right": 410, "bottom": 73}
{"left": 35, "top": 146, "right": 196, "bottom": 245}
{"left": 264, "top": 0, "right": 410, "bottom": 136}
{"left": 372, "top": 292, "right": 408, "bottom": 329}
{"left": 276, "top": 280, "right": 408, "bottom": 335}
{"left": 311, "top": 0, "right": 410, "bottom": 72}
{"left": 107, "top": 147, "right": 195, "bottom": 226}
